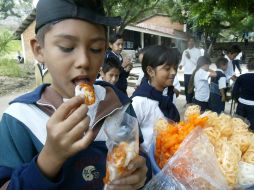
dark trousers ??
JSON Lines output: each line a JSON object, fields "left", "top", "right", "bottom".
{"left": 236, "top": 102, "right": 254, "bottom": 130}
{"left": 184, "top": 74, "right": 193, "bottom": 104}
{"left": 209, "top": 93, "right": 225, "bottom": 114}
{"left": 232, "top": 60, "right": 242, "bottom": 74}
{"left": 193, "top": 98, "right": 209, "bottom": 112}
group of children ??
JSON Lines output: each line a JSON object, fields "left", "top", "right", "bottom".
{"left": 0, "top": 0, "right": 253, "bottom": 189}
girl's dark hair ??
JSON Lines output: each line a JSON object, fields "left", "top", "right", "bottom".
{"left": 247, "top": 58, "right": 254, "bottom": 70}
{"left": 141, "top": 45, "right": 179, "bottom": 80}
{"left": 109, "top": 33, "right": 123, "bottom": 44}
{"left": 188, "top": 56, "right": 211, "bottom": 94}
{"left": 215, "top": 57, "right": 228, "bottom": 68}
{"left": 227, "top": 44, "right": 241, "bottom": 54}
{"left": 102, "top": 57, "right": 121, "bottom": 73}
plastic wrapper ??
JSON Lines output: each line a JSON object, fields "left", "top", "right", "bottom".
{"left": 144, "top": 127, "right": 228, "bottom": 190}
{"left": 236, "top": 161, "right": 254, "bottom": 189}
{"left": 103, "top": 110, "right": 139, "bottom": 184}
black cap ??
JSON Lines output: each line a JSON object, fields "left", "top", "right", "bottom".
{"left": 35, "top": 0, "right": 122, "bottom": 33}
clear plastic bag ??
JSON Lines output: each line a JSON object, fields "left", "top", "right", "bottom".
{"left": 144, "top": 127, "right": 228, "bottom": 190}
{"left": 236, "top": 161, "right": 254, "bottom": 189}
{"left": 103, "top": 109, "right": 139, "bottom": 183}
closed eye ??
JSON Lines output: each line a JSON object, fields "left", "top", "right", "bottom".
{"left": 59, "top": 46, "right": 74, "bottom": 53}
{"left": 90, "top": 48, "right": 103, "bottom": 54}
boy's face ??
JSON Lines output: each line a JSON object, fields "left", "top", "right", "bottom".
{"left": 228, "top": 52, "right": 238, "bottom": 60}
{"left": 101, "top": 68, "right": 120, "bottom": 85}
{"left": 109, "top": 38, "right": 124, "bottom": 54}
{"left": 221, "top": 63, "right": 228, "bottom": 71}
{"left": 32, "top": 19, "right": 106, "bottom": 98}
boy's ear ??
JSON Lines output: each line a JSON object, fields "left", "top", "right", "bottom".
{"left": 146, "top": 66, "right": 155, "bottom": 78}
{"left": 30, "top": 38, "right": 44, "bottom": 63}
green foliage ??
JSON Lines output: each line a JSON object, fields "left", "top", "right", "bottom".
{"left": 0, "top": 58, "right": 22, "bottom": 77}
{"left": 104, "top": 0, "right": 162, "bottom": 33}
{"left": 0, "top": 0, "right": 33, "bottom": 19}
{"left": 0, "top": 30, "right": 14, "bottom": 55}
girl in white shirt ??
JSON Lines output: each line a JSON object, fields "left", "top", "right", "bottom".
{"left": 131, "top": 45, "right": 180, "bottom": 153}
{"left": 188, "top": 56, "right": 216, "bottom": 112}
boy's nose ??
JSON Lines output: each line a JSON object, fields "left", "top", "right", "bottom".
{"left": 75, "top": 51, "right": 89, "bottom": 69}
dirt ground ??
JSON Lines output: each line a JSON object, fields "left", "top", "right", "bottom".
{"left": 0, "top": 75, "right": 35, "bottom": 97}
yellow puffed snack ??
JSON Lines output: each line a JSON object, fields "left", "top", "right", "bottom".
{"left": 231, "top": 117, "right": 249, "bottom": 134}
{"left": 215, "top": 114, "right": 233, "bottom": 137}
{"left": 230, "top": 132, "right": 252, "bottom": 153}
{"left": 154, "top": 118, "right": 169, "bottom": 133}
{"left": 184, "top": 105, "right": 201, "bottom": 120}
{"left": 242, "top": 143, "right": 254, "bottom": 164}
{"left": 202, "top": 111, "right": 219, "bottom": 128}
{"left": 203, "top": 127, "right": 221, "bottom": 145}
{"left": 215, "top": 140, "right": 241, "bottom": 189}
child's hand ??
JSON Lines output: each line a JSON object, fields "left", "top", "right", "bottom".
{"left": 105, "top": 156, "right": 148, "bottom": 190}
{"left": 37, "top": 96, "right": 94, "bottom": 179}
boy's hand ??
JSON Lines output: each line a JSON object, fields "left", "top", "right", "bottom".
{"left": 37, "top": 96, "right": 94, "bottom": 180}
{"left": 105, "top": 156, "right": 147, "bottom": 190}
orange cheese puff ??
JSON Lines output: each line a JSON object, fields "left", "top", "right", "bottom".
{"left": 75, "top": 83, "right": 96, "bottom": 105}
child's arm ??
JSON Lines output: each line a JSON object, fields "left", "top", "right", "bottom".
{"left": 208, "top": 69, "right": 217, "bottom": 77}
{"left": 37, "top": 95, "right": 94, "bottom": 180}
{"left": 220, "top": 89, "right": 226, "bottom": 102}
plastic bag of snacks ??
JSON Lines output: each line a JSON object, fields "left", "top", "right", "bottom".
{"left": 237, "top": 161, "right": 254, "bottom": 189}
{"left": 103, "top": 109, "right": 139, "bottom": 184}
{"left": 145, "top": 127, "right": 228, "bottom": 190}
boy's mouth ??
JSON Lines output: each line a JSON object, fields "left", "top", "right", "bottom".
{"left": 72, "top": 76, "right": 91, "bottom": 86}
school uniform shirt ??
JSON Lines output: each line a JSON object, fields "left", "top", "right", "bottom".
{"left": 132, "top": 96, "right": 165, "bottom": 153}
{"left": 105, "top": 50, "right": 129, "bottom": 93}
{"left": 232, "top": 71, "right": 254, "bottom": 106}
{"left": 194, "top": 68, "right": 210, "bottom": 102}
{"left": 224, "top": 55, "right": 235, "bottom": 81}
{"left": 210, "top": 69, "right": 226, "bottom": 96}
{"left": 180, "top": 47, "right": 202, "bottom": 75}
{"left": 0, "top": 82, "right": 152, "bottom": 190}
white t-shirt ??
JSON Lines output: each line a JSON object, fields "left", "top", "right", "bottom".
{"left": 131, "top": 96, "right": 164, "bottom": 153}
{"left": 224, "top": 55, "right": 235, "bottom": 80}
{"left": 180, "top": 47, "right": 202, "bottom": 75}
{"left": 217, "top": 69, "right": 227, "bottom": 89}
{"left": 194, "top": 68, "right": 210, "bottom": 102}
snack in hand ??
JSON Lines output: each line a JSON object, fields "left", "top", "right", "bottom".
{"left": 104, "top": 141, "right": 138, "bottom": 183}
{"left": 75, "top": 83, "right": 96, "bottom": 105}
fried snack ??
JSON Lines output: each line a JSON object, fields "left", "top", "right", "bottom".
{"left": 231, "top": 117, "right": 249, "bottom": 134}
{"left": 154, "top": 118, "right": 170, "bottom": 134}
{"left": 104, "top": 141, "right": 138, "bottom": 183}
{"left": 184, "top": 105, "right": 201, "bottom": 120}
{"left": 230, "top": 132, "right": 252, "bottom": 153}
{"left": 242, "top": 143, "right": 254, "bottom": 164}
{"left": 75, "top": 83, "right": 96, "bottom": 105}
{"left": 203, "top": 127, "right": 221, "bottom": 145}
{"left": 215, "top": 113, "right": 233, "bottom": 138}
{"left": 215, "top": 140, "right": 241, "bottom": 189}
{"left": 202, "top": 111, "right": 219, "bottom": 128}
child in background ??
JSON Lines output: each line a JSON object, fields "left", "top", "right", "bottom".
{"left": 0, "top": 0, "right": 150, "bottom": 189}
{"left": 99, "top": 57, "right": 121, "bottom": 85}
{"left": 209, "top": 57, "right": 228, "bottom": 114}
{"left": 131, "top": 45, "right": 180, "bottom": 153}
{"left": 106, "top": 34, "right": 132, "bottom": 94}
{"left": 232, "top": 58, "right": 254, "bottom": 130}
{"left": 188, "top": 56, "right": 217, "bottom": 112}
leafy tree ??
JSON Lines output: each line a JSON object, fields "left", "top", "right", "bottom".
{"left": 104, "top": 0, "right": 162, "bottom": 34}
{"left": 0, "top": 0, "right": 33, "bottom": 19}
{"left": 0, "top": 29, "right": 14, "bottom": 55}
{"left": 165, "top": 0, "right": 254, "bottom": 54}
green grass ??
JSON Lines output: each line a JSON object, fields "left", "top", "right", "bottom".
{"left": 7, "top": 40, "right": 22, "bottom": 52}
{"left": 0, "top": 58, "right": 27, "bottom": 77}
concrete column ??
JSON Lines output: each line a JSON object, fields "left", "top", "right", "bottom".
{"left": 141, "top": 32, "right": 144, "bottom": 48}
{"left": 158, "top": 36, "right": 161, "bottom": 45}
